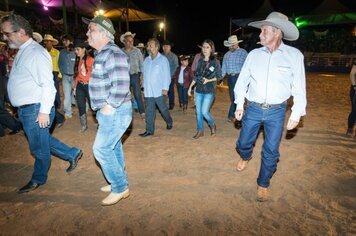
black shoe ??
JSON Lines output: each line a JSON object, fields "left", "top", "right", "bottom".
{"left": 66, "top": 150, "right": 83, "bottom": 173}
{"left": 169, "top": 105, "right": 174, "bottom": 110}
{"left": 139, "top": 131, "right": 153, "bottom": 137}
{"left": 17, "top": 181, "right": 40, "bottom": 194}
{"left": 9, "top": 128, "right": 21, "bottom": 135}
{"left": 166, "top": 124, "right": 173, "bottom": 130}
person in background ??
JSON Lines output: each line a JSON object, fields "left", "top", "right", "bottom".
{"left": 221, "top": 35, "right": 248, "bottom": 123}
{"left": 58, "top": 34, "right": 76, "bottom": 118}
{"left": 1, "top": 14, "right": 82, "bottom": 193}
{"left": 172, "top": 55, "right": 193, "bottom": 113}
{"left": 346, "top": 64, "right": 356, "bottom": 137}
{"left": 43, "top": 34, "right": 65, "bottom": 130}
{"left": 233, "top": 12, "right": 307, "bottom": 202}
{"left": 120, "top": 31, "right": 145, "bottom": 119}
{"left": 162, "top": 40, "right": 178, "bottom": 110}
{"left": 73, "top": 39, "right": 94, "bottom": 133}
{"left": 139, "top": 38, "right": 173, "bottom": 137}
{"left": 188, "top": 39, "right": 222, "bottom": 139}
{"left": 84, "top": 15, "right": 132, "bottom": 206}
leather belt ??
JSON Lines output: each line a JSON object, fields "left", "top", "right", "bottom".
{"left": 19, "top": 103, "right": 36, "bottom": 109}
{"left": 249, "top": 101, "right": 285, "bottom": 109}
{"left": 228, "top": 73, "right": 239, "bottom": 76}
{"left": 79, "top": 81, "right": 89, "bottom": 85}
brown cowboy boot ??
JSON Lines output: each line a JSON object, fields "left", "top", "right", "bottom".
{"left": 209, "top": 124, "right": 216, "bottom": 136}
{"left": 193, "top": 130, "right": 204, "bottom": 139}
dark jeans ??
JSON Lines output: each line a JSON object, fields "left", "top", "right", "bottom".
{"left": 52, "top": 72, "right": 64, "bottom": 124}
{"left": 18, "top": 104, "right": 81, "bottom": 184}
{"left": 76, "top": 82, "right": 91, "bottom": 116}
{"left": 236, "top": 102, "right": 287, "bottom": 188}
{"left": 177, "top": 83, "right": 188, "bottom": 105}
{"left": 144, "top": 95, "right": 173, "bottom": 134}
{"left": 227, "top": 74, "right": 239, "bottom": 119}
{"left": 130, "top": 73, "right": 145, "bottom": 114}
{"left": 0, "top": 101, "right": 21, "bottom": 136}
{"left": 348, "top": 85, "right": 356, "bottom": 129}
{"left": 168, "top": 79, "right": 175, "bottom": 108}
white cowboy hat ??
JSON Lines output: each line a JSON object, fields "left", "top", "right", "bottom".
{"left": 33, "top": 32, "right": 42, "bottom": 43}
{"left": 136, "top": 43, "right": 145, "bottom": 48}
{"left": 248, "top": 12, "right": 299, "bottom": 41}
{"left": 120, "top": 31, "right": 136, "bottom": 43}
{"left": 43, "top": 34, "right": 59, "bottom": 45}
{"left": 223, "top": 35, "right": 243, "bottom": 47}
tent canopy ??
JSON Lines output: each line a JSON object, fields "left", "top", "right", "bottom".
{"left": 295, "top": 12, "right": 356, "bottom": 27}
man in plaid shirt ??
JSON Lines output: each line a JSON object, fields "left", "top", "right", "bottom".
{"left": 85, "top": 15, "right": 132, "bottom": 206}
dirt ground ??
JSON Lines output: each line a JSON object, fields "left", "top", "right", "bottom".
{"left": 0, "top": 72, "right": 355, "bottom": 235}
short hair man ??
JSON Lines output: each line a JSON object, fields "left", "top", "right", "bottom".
{"left": 85, "top": 15, "right": 132, "bottom": 206}
{"left": 1, "top": 14, "right": 82, "bottom": 193}
{"left": 234, "top": 12, "right": 307, "bottom": 201}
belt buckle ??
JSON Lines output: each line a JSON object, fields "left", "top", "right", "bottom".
{"left": 261, "top": 103, "right": 269, "bottom": 109}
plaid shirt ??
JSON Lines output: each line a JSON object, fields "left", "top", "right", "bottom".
{"left": 221, "top": 48, "right": 248, "bottom": 77}
{"left": 89, "top": 42, "right": 131, "bottom": 111}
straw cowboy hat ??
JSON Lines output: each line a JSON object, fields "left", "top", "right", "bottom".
{"left": 179, "top": 54, "right": 190, "bottom": 61}
{"left": 32, "top": 32, "right": 42, "bottom": 43}
{"left": 136, "top": 43, "right": 145, "bottom": 48}
{"left": 120, "top": 31, "right": 136, "bottom": 43}
{"left": 248, "top": 12, "right": 299, "bottom": 41}
{"left": 43, "top": 34, "right": 58, "bottom": 45}
{"left": 223, "top": 35, "right": 243, "bottom": 47}
{"left": 0, "top": 41, "right": 7, "bottom": 46}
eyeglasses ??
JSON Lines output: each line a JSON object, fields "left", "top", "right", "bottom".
{"left": 1, "top": 30, "right": 18, "bottom": 38}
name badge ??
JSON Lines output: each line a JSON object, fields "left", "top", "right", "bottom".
{"left": 95, "top": 64, "right": 103, "bottom": 70}
{"left": 277, "top": 66, "right": 290, "bottom": 72}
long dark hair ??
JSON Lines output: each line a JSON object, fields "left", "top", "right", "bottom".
{"left": 74, "top": 48, "right": 89, "bottom": 77}
{"left": 200, "top": 39, "right": 216, "bottom": 61}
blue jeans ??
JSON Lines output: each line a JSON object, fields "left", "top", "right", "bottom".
{"left": 93, "top": 102, "right": 132, "bottom": 193}
{"left": 236, "top": 101, "right": 287, "bottom": 188}
{"left": 62, "top": 74, "right": 74, "bottom": 116}
{"left": 144, "top": 95, "right": 173, "bottom": 134}
{"left": 227, "top": 74, "right": 238, "bottom": 119}
{"left": 52, "top": 72, "right": 64, "bottom": 124}
{"left": 348, "top": 85, "right": 356, "bottom": 129}
{"left": 177, "top": 83, "right": 188, "bottom": 105}
{"left": 18, "top": 104, "right": 81, "bottom": 184}
{"left": 194, "top": 92, "right": 215, "bottom": 131}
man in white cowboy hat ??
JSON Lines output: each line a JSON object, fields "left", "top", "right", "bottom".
{"left": 233, "top": 12, "right": 306, "bottom": 202}
{"left": 120, "top": 31, "right": 145, "bottom": 119}
{"left": 222, "top": 35, "right": 248, "bottom": 123}
{"left": 84, "top": 15, "right": 132, "bottom": 206}
{"left": 43, "top": 34, "right": 65, "bottom": 131}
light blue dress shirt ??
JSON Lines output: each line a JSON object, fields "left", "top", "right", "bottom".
{"left": 234, "top": 42, "right": 307, "bottom": 121}
{"left": 143, "top": 53, "right": 171, "bottom": 98}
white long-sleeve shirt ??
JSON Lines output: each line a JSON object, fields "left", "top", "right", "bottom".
{"left": 8, "top": 38, "right": 56, "bottom": 114}
{"left": 234, "top": 42, "right": 306, "bottom": 121}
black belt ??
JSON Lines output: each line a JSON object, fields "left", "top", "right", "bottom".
{"left": 228, "top": 73, "right": 239, "bottom": 76}
{"left": 63, "top": 73, "right": 74, "bottom": 76}
{"left": 18, "top": 103, "right": 37, "bottom": 109}
{"left": 249, "top": 101, "right": 285, "bottom": 109}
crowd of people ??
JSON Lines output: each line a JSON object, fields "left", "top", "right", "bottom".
{"left": 0, "top": 10, "right": 354, "bottom": 206}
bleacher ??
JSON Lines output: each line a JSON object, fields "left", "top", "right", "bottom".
{"left": 304, "top": 52, "right": 356, "bottom": 73}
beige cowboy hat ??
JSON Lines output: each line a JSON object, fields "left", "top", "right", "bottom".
{"left": 248, "top": 12, "right": 299, "bottom": 41}
{"left": 33, "top": 32, "right": 42, "bottom": 43}
{"left": 223, "top": 35, "right": 243, "bottom": 47}
{"left": 120, "top": 31, "right": 136, "bottom": 43}
{"left": 43, "top": 34, "right": 58, "bottom": 45}
{"left": 136, "top": 43, "right": 145, "bottom": 48}
{"left": 0, "top": 41, "right": 7, "bottom": 46}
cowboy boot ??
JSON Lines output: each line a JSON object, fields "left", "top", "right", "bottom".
{"left": 193, "top": 130, "right": 204, "bottom": 139}
{"left": 209, "top": 124, "right": 216, "bottom": 136}
{"left": 79, "top": 114, "right": 88, "bottom": 133}
{"left": 183, "top": 104, "right": 187, "bottom": 114}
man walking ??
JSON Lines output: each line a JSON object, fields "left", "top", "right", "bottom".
{"left": 85, "top": 15, "right": 132, "bottom": 206}
{"left": 1, "top": 14, "right": 82, "bottom": 193}
{"left": 162, "top": 40, "right": 178, "bottom": 110}
{"left": 233, "top": 12, "right": 307, "bottom": 201}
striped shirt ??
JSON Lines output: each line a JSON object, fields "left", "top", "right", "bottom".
{"left": 122, "top": 46, "right": 143, "bottom": 75}
{"left": 89, "top": 42, "right": 131, "bottom": 111}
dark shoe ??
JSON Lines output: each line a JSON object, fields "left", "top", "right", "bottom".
{"left": 193, "top": 130, "right": 204, "bottom": 139}
{"left": 169, "top": 105, "right": 174, "bottom": 110}
{"left": 209, "top": 124, "right": 216, "bottom": 136}
{"left": 139, "top": 131, "right": 153, "bottom": 137}
{"left": 346, "top": 128, "right": 354, "bottom": 137}
{"left": 17, "top": 181, "right": 40, "bottom": 194}
{"left": 66, "top": 150, "right": 83, "bottom": 173}
{"left": 166, "top": 124, "right": 173, "bottom": 130}
{"left": 56, "top": 122, "right": 64, "bottom": 128}
{"left": 9, "top": 128, "right": 21, "bottom": 135}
